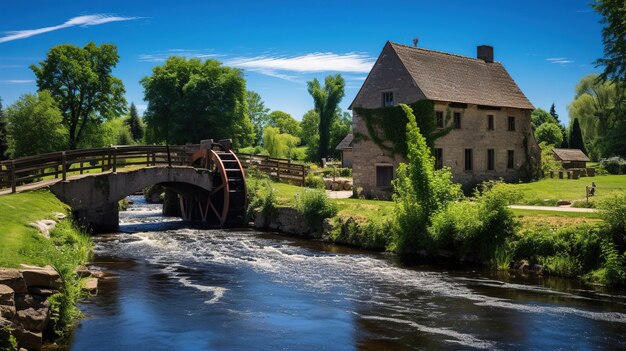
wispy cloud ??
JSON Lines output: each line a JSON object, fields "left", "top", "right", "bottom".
{"left": 547, "top": 57, "right": 574, "bottom": 65}
{"left": 0, "top": 14, "right": 141, "bottom": 44}
{"left": 0, "top": 79, "right": 35, "bottom": 84}
{"left": 138, "top": 49, "right": 222, "bottom": 63}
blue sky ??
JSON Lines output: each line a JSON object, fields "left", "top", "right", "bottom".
{"left": 0, "top": 0, "right": 603, "bottom": 126}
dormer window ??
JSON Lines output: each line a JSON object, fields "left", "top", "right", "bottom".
{"left": 382, "top": 91, "right": 394, "bottom": 107}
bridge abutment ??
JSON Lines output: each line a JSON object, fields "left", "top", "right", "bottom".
{"left": 74, "top": 202, "right": 119, "bottom": 234}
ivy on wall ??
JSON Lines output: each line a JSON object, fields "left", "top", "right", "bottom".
{"left": 353, "top": 100, "right": 452, "bottom": 158}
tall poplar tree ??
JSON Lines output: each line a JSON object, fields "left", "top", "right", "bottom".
{"left": 307, "top": 74, "right": 345, "bottom": 162}
{"left": 569, "top": 118, "right": 587, "bottom": 155}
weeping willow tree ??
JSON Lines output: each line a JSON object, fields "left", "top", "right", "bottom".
{"left": 307, "top": 75, "right": 345, "bottom": 163}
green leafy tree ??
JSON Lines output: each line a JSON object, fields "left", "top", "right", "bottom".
{"left": 6, "top": 91, "right": 68, "bottom": 157}
{"left": 569, "top": 118, "right": 587, "bottom": 154}
{"left": 300, "top": 109, "right": 319, "bottom": 146}
{"left": 392, "top": 104, "right": 461, "bottom": 254}
{"left": 593, "top": 0, "right": 626, "bottom": 87}
{"left": 141, "top": 57, "right": 255, "bottom": 147}
{"left": 268, "top": 110, "right": 302, "bottom": 137}
{"left": 329, "top": 110, "right": 352, "bottom": 159}
{"left": 262, "top": 126, "right": 300, "bottom": 158}
{"left": 247, "top": 90, "right": 271, "bottom": 145}
{"left": 307, "top": 74, "right": 345, "bottom": 162}
{"left": 126, "top": 102, "right": 144, "bottom": 142}
{"left": 531, "top": 108, "right": 557, "bottom": 131}
{"left": 31, "top": 42, "right": 126, "bottom": 150}
{"left": 0, "top": 97, "right": 8, "bottom": 160}
{"left": 538, "top": 142, "right": 562, "bottom": 175}
{"left": 535, "top": 122, "right": 564, "bottom": 146}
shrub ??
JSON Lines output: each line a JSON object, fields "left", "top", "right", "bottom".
{"left": 330, "top": 217, "right": 395, "bottom": 251}
{"left": 339, "top": 168, "right": 352, "bottom": 177}
{"left": 598, "top": 193, "right": 626, "bottom": 251}
{"left": 305, "top": 172, "right": 325, "bottom": 189}
{"left": 539, "top": 254, "right": 583, "bottom": 277}
{"left": 296, "top": 189, "right": 337, "bottom": 233}
{"left": 599, "top": 156, "right": 626, "bottom": 174}
{"left": 246, "top": 176, "right": 277, "bottom": 220}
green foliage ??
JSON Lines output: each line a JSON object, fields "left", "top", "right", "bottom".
{"left": 77, "top": 117, "right": 135, "bottom": 148}
{"left": 392, "top": 104, "right": 461, "bottom": 254}
{"left": 354, "top": 100, "right": 450, "bottom": 157}
{"left": 328, "top": 110, "right": 352, "bottom": 159}
{"left": 269, "top": 110, "right": 302, "bottom": 137}
{"left": 0, "top": 323, "right": 17, "bottom": 351}
{"left": 569, "top": 118, "right": 586, "bottom": 154}
{"left": 296, "top": 188, "right": 338, "bottom": 233}
{"left": 300, "top": 109, "right": 319, "bottom": 147}
{"left": 6, "top": 91, "right": 68, "bottom": 157}
{"left": 596, "top": 239, "right": 626, "bottom": 286}
{"left": 307, "top": 74, "right": 345, "bottom": 162}
{"left": 538, "top": 142, "right": 562, "bottom": 175}
{"left": 599, "top": 156, "right": 626, "bottom": 174}
{"left": 549, "top": 103, "right": 561, "bottom": 124}
{"left": 598, "top": 192, "right": 626, "bottom": 250}
{"left": 247, "top": 90, "right": 270, "bottom": 146}
{"left": 0, "top": 97, "right": 8, "bottom": 160}
{"left": 330, "top": 217, "right": 395, "bottom": 251}
{"left": 531, "top": 108, "right": 557, "bottom": 131}
{"left": 262, "top": 126, "right": 300, "bottom": 158}
{"left": 539, "top": 254, "right": 583, "bottom": 277}
{"left": 247, "top": 172, "right": 278, "bottom": 220}
{"left": 593, "top": 0, "right": 626, "bottom": 86}
{"left": 31, "top": 42, "right": 126, "bottom": 150}
{"left": 126, "top": 102, "right": 144, "bottom": 142}
{"left": 305, "top": 172, "right": 325, "bottom": 189}
{"left": 535, "top": 122, "right": 563, "bottom": 146}
{"left": 141, "top": 56, "right": 254, "bottom": 147}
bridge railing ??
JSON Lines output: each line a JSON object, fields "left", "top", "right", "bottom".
{"left": 236, "top": 153, "right": 308, "bottom": 186}
{"left": 0, "top": 145, "right": 196, "bottom": 193}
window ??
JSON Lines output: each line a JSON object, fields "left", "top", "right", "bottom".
{"left": 464, "top": 149, "right": 473, "bottom": 171}
{"left": 487, "top": 115, "right": 494, "bottom": 130}
{"left": 507, "top": 150, "right": 515, "bottom": 169}
{"left": 487, "top": 149, "right": 495, "bottom": 171}
{"left": 434, "top": 148, "right": 443, "bottom": 170}
{"left": 508, "top": 116, "right": 516, "bottom": 131}
{"left": 436, "top": 111, "right": 444, "bottom": 129}
{"left": 382, "top": 92, "right": 394, "bottom": 107}
{"left": 376, "top": 165, "right": 394, "bottom": 187}
{"left": 453, "top": 112, "right": 462, "bottom": 129}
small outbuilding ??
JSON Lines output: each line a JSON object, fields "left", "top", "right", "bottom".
{"left": 552, "top": 148, "right": 590, "bottom": 169}
{"left": 336, "top": 133, "right": 354, "bottom": 168}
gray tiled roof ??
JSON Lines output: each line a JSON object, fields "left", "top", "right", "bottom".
{"left": 335, "top": 133, "right": 353, "bottom": 150}
{"left": 552, "top": 148, "right": 590, "bottom": 162}
{"left": 389, "top": 42, "right": 534, "bottom": 110}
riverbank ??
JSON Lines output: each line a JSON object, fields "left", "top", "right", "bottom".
{"left": 248, "top": 177, "right": 626, "bottom": 288}
{"left": 0, "top": 190, "right": 93, "bottom": 350}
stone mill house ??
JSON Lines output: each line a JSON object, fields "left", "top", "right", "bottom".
{"left": 349, "top": 41, "right": 540, "bottom": 198}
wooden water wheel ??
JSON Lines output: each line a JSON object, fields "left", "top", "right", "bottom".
{"left": 190, "top": 144, "right": 247, "bottom": 227}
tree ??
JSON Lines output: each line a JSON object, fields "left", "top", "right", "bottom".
{"left": 31, "top": 42, "right": 126, "bottom": 150}
{"left": 569, "top": 118, "right": 588, "bottom": 154}
{"left": 262, "top": 126, "right": 299, "bottom": 158}
{"left": 549, "top": 103, "right": 560, "bottom": 124}
{"left": 0, "top": 97, "right": 8, "bottom": 160}
{"left": 6, "top": 91, "right": 68, "bottom": 158}
{"left": 247, "top": 91, "right": 270, "bottom": 145}
{"left": 593, "top": 0, "right": 626, "bottom": 86}
{"left": 268, "top": 110, "right": 302, "bottom": 137}
{"left": 307, "top": 74, "right": 345, "bottom": 162}
{"left": 535, "top": 122, "right": 564, "bottom": 146}
{"left": 300, "top": 109, "right": 319, "bottom": 146}
{"left": 531, "top": 108, "right": 557, "bottom": 131}
{"left": 126, "top": 102, "right": 144, "bottom": 142}
{"left": 328, "top": 110, "right": 352, "bottom": 159}
{"left": 141, "top": 57, "right": 254, "bottom": 147}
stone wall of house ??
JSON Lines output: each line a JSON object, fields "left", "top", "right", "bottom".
{"left": 341, "top": 149, "right": 353, "bottom": 168}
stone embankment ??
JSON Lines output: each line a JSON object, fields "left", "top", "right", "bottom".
{"left": 0, "top": 265, "right": 100, "bottom": 351}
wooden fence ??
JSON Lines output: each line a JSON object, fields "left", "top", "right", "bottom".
{"left": 0, "top": 145, "right": 196, "bottom": 193}
{"left": 236, "top": 153, "right": 308, "bottom": 186}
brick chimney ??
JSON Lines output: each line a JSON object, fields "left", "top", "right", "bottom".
{"left": 477, "top": 45, "right": 494, "bottom": 63}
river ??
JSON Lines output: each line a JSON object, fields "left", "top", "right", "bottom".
{"left": 69, "top": 196, "right": 626, "bottom": 350}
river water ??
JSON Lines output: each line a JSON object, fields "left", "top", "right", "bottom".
{"left": 69, "top": 196, "right": 626, "bottom": 350}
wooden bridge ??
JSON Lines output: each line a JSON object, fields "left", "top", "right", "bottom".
{"left": 0, "top": 140, "right": 248, "bottom": 233}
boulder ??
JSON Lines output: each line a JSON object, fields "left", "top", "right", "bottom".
{"left": 0, "top": 269, "right": 27, "bottom": 294}
{"left": 0, "top": 284, "right": 16, "bottom": 320}
{"left": 75, "top": 265, "right": 91, "bottom": 278}
{"left": 16, "top": 307, "right": 50, "bottom": 333}
{"left": 82, "top": 278, "right": 98, "bottom": 294}
{"left": 324, "top": 179, "right": 333, "bottom": 189}
{"left": 53, "top": 212, "right": 67, "bottom": 220}
{"left": 26, "top": 287, "right": 57, "bottom": 298}
{"left": 515, "top": 260, "right": 529, "bottom": 272}
{"left": 321, "top": 218, "right": 334, "bottom": 240}
{"left": 556, "top": 200, "right": 571, "bottom": 206}
{"left": 13, "top": 326, "right": 42, "bottom": 351}
{"left": 14, "top": 294, "right": 48, "bottom": 311}
{"left": 28, "top": 220, "right": 57, "bottom": 238}
{"left": 0, "top": 317, "right": 14, "bottom": 343}
{"left": 252, "top": 208, "right": 266, "bottom": 229}
{"left": 19, "top": 265, "right": 62, "bottom": 290}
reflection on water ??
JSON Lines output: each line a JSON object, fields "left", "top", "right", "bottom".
{"left": 70, "top": 196, "right": 626, "bottom": 350}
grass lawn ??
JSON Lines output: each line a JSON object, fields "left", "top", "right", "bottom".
{"left": 508, "top": 174, "right": 626, "bottom": 205}
{"left": 511, "top": 208, "right": 602, "bottom": 230}
{"left": 0, "top": 190, "right": 71, "bottom": 267}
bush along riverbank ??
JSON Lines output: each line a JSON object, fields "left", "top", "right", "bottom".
{"left": 247, "top": 104, "right": 626, "bottom": 288}
{"left": 0, "top": 190, "right": 95, "bottom": 351}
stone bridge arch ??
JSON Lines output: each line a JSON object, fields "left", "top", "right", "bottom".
{"left": 50, "top": 166, "right": 212, "bottom": 233}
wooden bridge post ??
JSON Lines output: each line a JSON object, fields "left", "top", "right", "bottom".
{"left": 61, "top": 151, "right": 67, "bottom": 181}
{"left": 10, "top": 160, "right": 16, "bottom": 193}
{"left": 112, "top": 147, "right": 117, "bottom": 173}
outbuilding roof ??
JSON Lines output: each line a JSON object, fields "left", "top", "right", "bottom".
{"left": 552, "top": 148, "right": 591, "bottom": 162}
{"left": 335, "top": 133, "right": 353, "bottom": 150}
